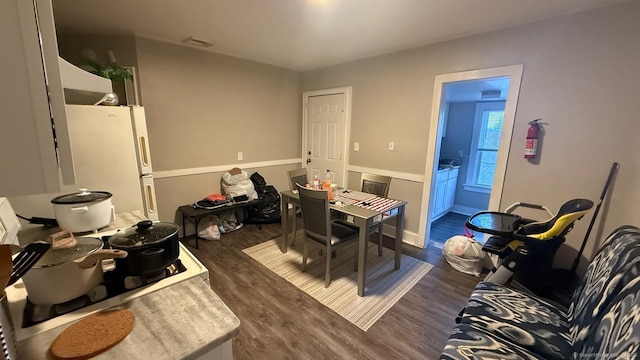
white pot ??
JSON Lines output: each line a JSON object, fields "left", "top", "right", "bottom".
{"left": 21, "top": 237, "right": 127, "bottom": 305}
{"left": 51, "top": 189, "right": 115, "bottom": 233}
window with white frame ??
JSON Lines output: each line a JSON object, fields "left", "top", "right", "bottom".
{"left": 464, "top": 102, "right": 505, "bottom": 193}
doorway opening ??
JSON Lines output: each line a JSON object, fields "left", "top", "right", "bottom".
{"left": 417, "top": 65, "right": 524, "bottom": 249}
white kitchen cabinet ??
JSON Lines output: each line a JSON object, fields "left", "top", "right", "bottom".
{"left": 0, "top": 0, "right": 74, "bottom": 197}
{"left": 431, "top": 167, "right": 459, "bottom": 221}
{"left": 445, "top": 173, "right": 457, "bottom": 211}
{"left": 432, "top": 170, "right": 448, "bottom": 218}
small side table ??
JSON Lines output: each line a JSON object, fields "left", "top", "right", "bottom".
{"left": 178, "top": 200, "right": 263, "bottom": 249}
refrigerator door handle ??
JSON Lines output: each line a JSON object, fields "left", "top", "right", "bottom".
{"left": 140, "top": 175, "right": 159, "bottom": 221}
{"left": 145, "top": 183, "right": 155, "bottom": 213}
{"left": 139, "top": 135, "right": 150, "bottom": 167}
{"left": 130, "top": 106, "right": 153, "bottom": 174}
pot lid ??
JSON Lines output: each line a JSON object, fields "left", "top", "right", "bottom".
{"left": 51, "top": 189, "right": 112, "bottom": 204}
{"left": 108, "top": 220, "right": 178, "bottom": 248}
{"left": 34, "top": 237, "right": 103, "bottom": 268}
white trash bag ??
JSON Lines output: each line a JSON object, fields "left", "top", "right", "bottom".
{"left": 221, "top": 169, "right": 258, "bottom": 200}
{"left": 443, "top": 235, "right": 486, "bottom": 277}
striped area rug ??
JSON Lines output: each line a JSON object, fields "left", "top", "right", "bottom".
{"left": 243, "top": 230, "right": 433, "bottom": 331}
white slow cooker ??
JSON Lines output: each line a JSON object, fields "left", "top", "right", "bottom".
{"left": 51, "top": 189, "right": 115, "bottom": 233}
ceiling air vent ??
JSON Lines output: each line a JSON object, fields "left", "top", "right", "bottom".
{"left": 481, "top": 90, "right": 502, "bottom": 100}
{"left": 182, "top": 36, "right": 214, "bottom": 48}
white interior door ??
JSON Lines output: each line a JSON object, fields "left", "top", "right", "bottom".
{"left": 305, "top": 93, "right": 347, "bottom": 186}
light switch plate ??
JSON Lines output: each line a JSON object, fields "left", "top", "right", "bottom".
{"left": 388, "top": 141, "right": 395, "bottom": 151}
{"left": 237, "top": 152, "right": 243, "bottom": 161}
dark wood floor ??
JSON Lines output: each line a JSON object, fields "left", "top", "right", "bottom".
{"left": 429, "top": 212, "right": 483, "bottom": 248}
{"left": 184, "top": 221, "right": 481, "bottom": 360}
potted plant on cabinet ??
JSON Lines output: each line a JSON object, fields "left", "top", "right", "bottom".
{"left": 82, "top": 50, "right": 133, "bottom": 105}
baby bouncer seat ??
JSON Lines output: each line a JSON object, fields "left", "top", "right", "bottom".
{"left": 465, "top": 199, "right": 593, "bottom": 295}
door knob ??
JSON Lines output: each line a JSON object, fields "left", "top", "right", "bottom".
{"left": 306, "top": 158, "right": 311, "bottom": 164}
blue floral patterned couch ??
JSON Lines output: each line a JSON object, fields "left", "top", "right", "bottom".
{"left": 441, "top": 225, "right": 640, "bottom": 360}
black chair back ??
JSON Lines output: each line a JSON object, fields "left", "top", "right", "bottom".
{"left": 288, "top": 168, "right": 308, "bottom": 191}
{"left": 361, "top": 173, "right": 391, "bottom": 197}
{"left": 296, "top": 184, "right": 331, "bottom": 240}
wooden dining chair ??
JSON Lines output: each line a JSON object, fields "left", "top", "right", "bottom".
{"left": 361, "top": 173, "right": 392, "bottom": 256}
{"left": 296, "top": 184, "right": 359, "bottom": 287}
{"left": 287, "top": 168, "right": 308, "bottom": 245}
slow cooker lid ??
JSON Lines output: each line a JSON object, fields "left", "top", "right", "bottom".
{"left": 108, "top": 220, "right": 178, "bottom": 248}
{"left": 34, "top": 237, "right": 103, "bottom": 268}
{"left": 51, "top": 189, "right": 112, "bottom": 204}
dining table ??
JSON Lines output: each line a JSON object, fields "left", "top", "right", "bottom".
{"left": 280, "top": 188, "right": 407, "bottom": 296}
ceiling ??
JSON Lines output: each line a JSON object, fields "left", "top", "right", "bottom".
{"left": 443, "top": 77, "right": 510, "bottom": 103}
{"left": 51, "top": 0, "right": 625, "bottom": 71}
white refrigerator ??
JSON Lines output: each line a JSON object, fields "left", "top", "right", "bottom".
{"left": 64, "top": 105, "right": 159, "bottom": 221}
{"left": 8, "top": 105, "right": 159, "bottom": 223}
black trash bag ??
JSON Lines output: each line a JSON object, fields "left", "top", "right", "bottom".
{"left": 246, "top": 173, "right": 281, "bottom": 224}
{"left": 250, "top": 172, "right": 268, "bottom": 192}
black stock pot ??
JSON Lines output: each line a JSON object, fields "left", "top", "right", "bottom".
{"left": 108, "top": 220, "right": 180, "bottom": 276}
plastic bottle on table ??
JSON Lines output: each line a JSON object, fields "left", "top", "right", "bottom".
{"left": 322, "top": 170, "right": 332, "bottom": 189}
{"left": 328, "top": 183, "right": 336, "bottom": 201}
{"left": 312, "top": 174, "right": 320, "bottom": 190}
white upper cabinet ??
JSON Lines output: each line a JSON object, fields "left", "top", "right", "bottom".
{"left": 0, "top": 0, "right": 75, "bottom": 196}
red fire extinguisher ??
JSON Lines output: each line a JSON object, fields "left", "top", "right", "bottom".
{"left": 524, "top": 120, "right": 540, "bottom": 159}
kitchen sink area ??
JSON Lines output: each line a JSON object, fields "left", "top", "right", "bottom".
{"left": 438, "top": 158, "right": 462, "bottom": 169}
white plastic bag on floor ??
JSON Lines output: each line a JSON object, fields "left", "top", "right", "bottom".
{"left": 443, "top": 235, "right": 485, "bottom": 277}
{"left": 197, "top": 215, "right": 221, "bottom": 240}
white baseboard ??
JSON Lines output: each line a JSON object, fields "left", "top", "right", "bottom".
{"left": 380, "top": 226, "right": 420, "bottom": 247}
{"left": 429, "top": 211, "right": 446, "bottom": 223}
{"left": 450, "top": 205, "right": 484, "bottom": 216}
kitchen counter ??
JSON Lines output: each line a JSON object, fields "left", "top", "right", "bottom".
{"left": 437, "top": 164, "right": 461, "bottom": 171}
{"left": 10, "top": 210, "right": 240, "bottom": 359}
{"left": 16, "top": 276, "right": 240, "bottom": 359}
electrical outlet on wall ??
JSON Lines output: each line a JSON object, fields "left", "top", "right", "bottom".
{"left": 458, "top": 150, "right": 464, "bottom": 158}
{"left": 354, "top": 142, "right": 359, "bottom": 151}
{"left": 237, "top": 152, "right": 243, "bottom": 161}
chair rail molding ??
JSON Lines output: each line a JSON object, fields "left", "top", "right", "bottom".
{"left": 347, "top": 165, "right": 425, "bottom": 183}
{"left": 154, "top": 158, "right": 302, "bottom": 179}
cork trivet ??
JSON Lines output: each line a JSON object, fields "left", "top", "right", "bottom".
{"left": 50, "top": 309, "right": 135, "bottom": 360}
